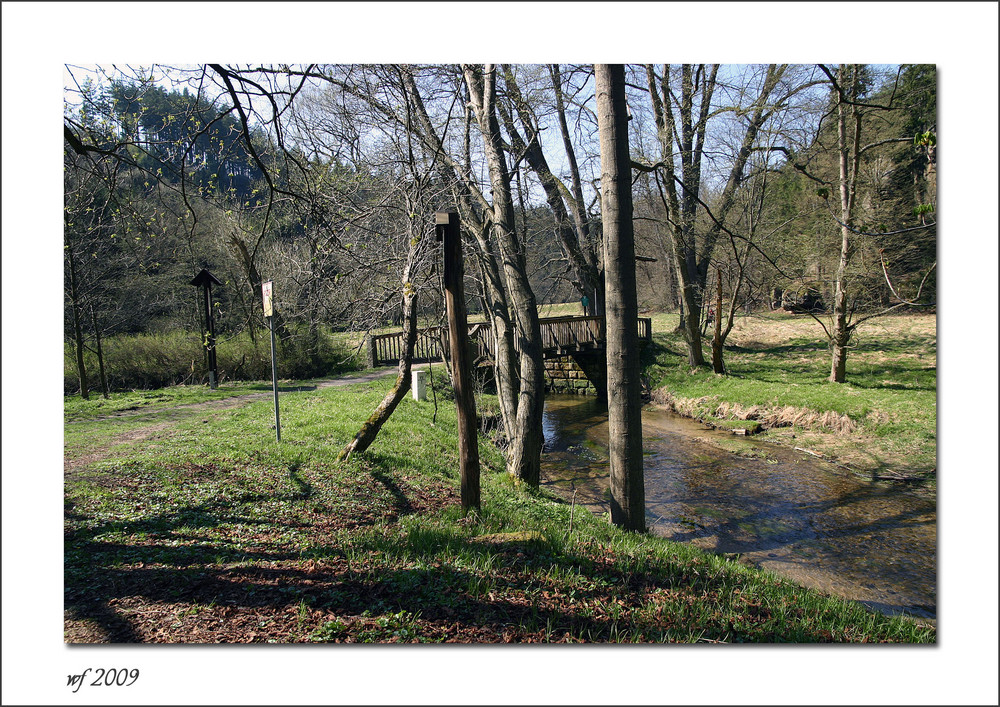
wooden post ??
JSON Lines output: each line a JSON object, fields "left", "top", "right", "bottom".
{"left": 713, "top": 266, "right": 725, "bottom": 374}
{"left": 204, "top": 283, "right": 217, "bottom": 389}
{"left": 190, "top": 269, "right": 222, "bottom": 389}
{"left": 436, "top": 211, "right": 480, "bottom": 512}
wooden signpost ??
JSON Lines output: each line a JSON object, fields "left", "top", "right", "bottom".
{"left": 435, "top": 211, "right": 480, "bottom": 512}
{"left": 262, "top": 280, "right": 281, "bottom": 442}
{"left": 190, "top": 269, "right": 222, "bottom": 389}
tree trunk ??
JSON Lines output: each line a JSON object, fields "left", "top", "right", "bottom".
{"left": 678, "top": 271, "right": 706, "bottom": 367}
{"left": 596, "top": 63, "right": 645, "bottom": 533}
{"left": 338, "top": 253, "right": 420, "bottom": 461}
{"left": 464, "top": 64, "right": 545, "bottom": 487}
{"left": 91, "top": 303, "right": 110, "bottom": 398}
{"left": 830, "top": 324, "right": 849, "bottom": 384}
{"left": 711, "top": 268, "right": 726, "bottom": 374}
{"left": 66, "top": 242, "right": 89, "bottom": 400}
{"left": 829, "top": 65, "right": 862, "bottom": 383}
{"left": 466, "top": 214, "right": 520, "bottom": 446}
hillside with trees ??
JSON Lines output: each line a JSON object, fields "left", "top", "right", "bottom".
{"left": 64, "top": 63, "right": 936, "bottom": 382}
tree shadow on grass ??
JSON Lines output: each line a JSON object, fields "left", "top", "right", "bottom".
{"left": 65, "top": 514, "right": 765, "bottom": 644}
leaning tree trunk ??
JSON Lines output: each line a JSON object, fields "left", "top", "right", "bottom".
{"left": 338, "top": 263, "right": 420, "bottom": 462}
{"left": 596, "top": 63, "right": 645, "bottom": 533}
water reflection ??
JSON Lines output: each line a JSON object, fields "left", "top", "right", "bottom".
{"left": 541, "top": 395, "right": 937, "bottom": 619}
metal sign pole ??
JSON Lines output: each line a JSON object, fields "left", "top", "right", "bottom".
{"left": 262, "top": 281, "right": 280, "bottom": 443}
{"left": 270, "top": 314, "right": 281, "bottom": 442}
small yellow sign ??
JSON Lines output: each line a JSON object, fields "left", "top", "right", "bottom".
{"left": 262, "top": 281, "right": 273, "bottom": 318}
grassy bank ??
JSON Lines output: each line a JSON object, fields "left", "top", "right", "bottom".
{"left": 65, "top": 371, "right": 934, "bottom": 643}
{"left": 642, "top": 310, "right": 936, "bottom": 483}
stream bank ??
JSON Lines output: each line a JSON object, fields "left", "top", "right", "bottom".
{"left": 540, "top": 394, "right": 937, "bottom": 621}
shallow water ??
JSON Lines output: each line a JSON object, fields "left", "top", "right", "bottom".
{"left": 541, "top": 395, "right": 937, "bottom": 620}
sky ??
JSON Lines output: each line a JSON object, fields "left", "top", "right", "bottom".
{"left": 3, "top": 3, "right": 999, "bottom": 706}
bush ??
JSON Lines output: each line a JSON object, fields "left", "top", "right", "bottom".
{"left": 64, "top": 325, "right": 363, "bottom": 393}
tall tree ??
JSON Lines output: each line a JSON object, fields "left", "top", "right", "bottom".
{"left": 820, "top": 63, "right": 937, "bottom": 382}
{"left": 595, "top": 64, "right": 645, "bottom": 532}
{"left": 639, "top": 64, "right": 805, "bottom": 368}
{"left": 462, "top": 64, "right": 546, "bottom": 486}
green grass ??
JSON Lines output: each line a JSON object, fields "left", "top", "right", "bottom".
{"left": 642, "top": 311, "right": 936, "bottom": 480}
{"left": 64, "top": 380, "right": 290, "bottom": 421}
{"left": 65, "top": 369, "right": 934, "bottom": 644}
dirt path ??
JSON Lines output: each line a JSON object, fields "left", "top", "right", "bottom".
{"left": 69, "top": 365, "right": 421, "bottom": 422}
{"left": 64, "top": 366, "right": 423, "bottom": 477}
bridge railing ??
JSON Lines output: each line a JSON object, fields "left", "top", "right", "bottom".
{"left": 535, "top": 315, "right": 652, "bottom": 352}
{"left": 367, "top": 315, "right": 652, "bottom": 367}
{"left": 368, "top": 323, "right": 495, "bottom": 368}
{"left": 538, "top": 315, "right": 604, "bottom": 352}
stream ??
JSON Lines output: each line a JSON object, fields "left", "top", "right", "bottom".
{"left": 540, "top": 394, "right": 937, "bottom": 620}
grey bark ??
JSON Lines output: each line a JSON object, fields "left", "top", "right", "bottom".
{"left": 462, "top": 64, "right": 545, "bottom": 486}
{"left": 596, "top": 64, "right": 645, "bottom": 532}
{"left": 830, "top": 64, "right": 863, "bottom": 383}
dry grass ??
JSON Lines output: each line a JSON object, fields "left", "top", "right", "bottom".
{"left": 651, "top": 389, "right": 859, "bottom": 435}
{"left": 643, "top": 311, "right": 936, "bottom": 479}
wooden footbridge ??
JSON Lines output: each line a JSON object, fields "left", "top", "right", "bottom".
{"left": 367, "top": 315, "right": 653, "bottom": 374}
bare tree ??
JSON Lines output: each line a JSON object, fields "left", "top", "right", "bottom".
{"left": 462, "top": 64, "right": 546, "bottom": 486}
{"left": 806, "top": 64, "right": 936, "bottom": 383}
{"left": 638, "top": 64, "right": 812, "bottom": 368}
{"left": 497, "top": 65, "right": 602, "bottom": 310}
